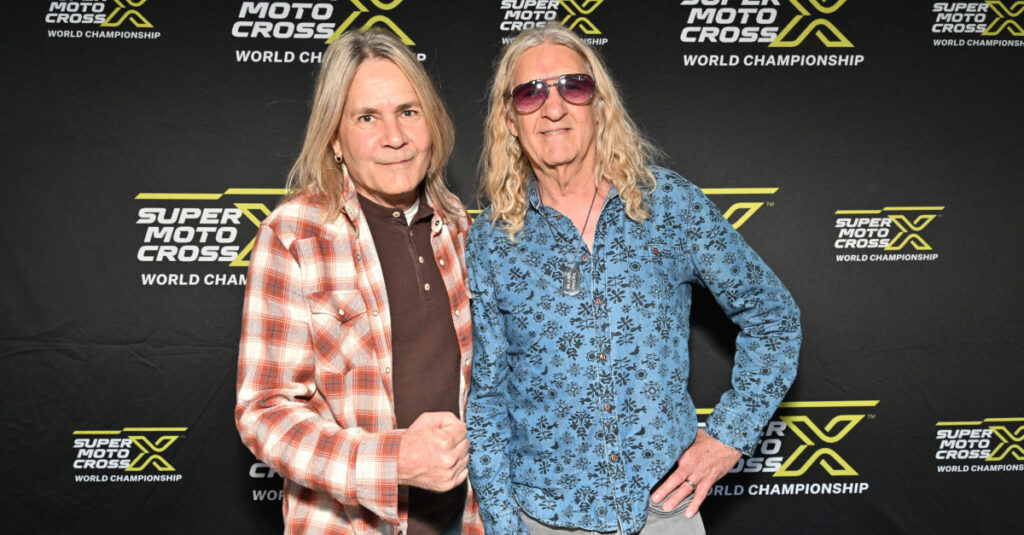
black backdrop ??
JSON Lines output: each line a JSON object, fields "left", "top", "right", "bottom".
{"left": 3, "top": 1, "right": 1023, "bottom": 533}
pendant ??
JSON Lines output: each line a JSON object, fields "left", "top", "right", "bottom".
{"left": 561, "top": 263, "right": 581, "bottom": 296}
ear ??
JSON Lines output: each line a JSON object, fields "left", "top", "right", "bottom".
{"left": 330, "top": 136, "right": 343, "bottom": 158}
{"left": 505, "top": 110, "right": 519, "bottom": 138}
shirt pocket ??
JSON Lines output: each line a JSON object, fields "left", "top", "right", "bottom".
{"left": 635, "top": 242, "right": 680, "bottom": 299}
{"left": 306, "top": 290, "right": 374, "bottom": 371}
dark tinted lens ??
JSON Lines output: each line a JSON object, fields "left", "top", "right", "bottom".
{"left": 558, "top": 74, "right": 595, "bottom": 104}
{"left": 512, "top": 81, "right": 548, "bottom": 113}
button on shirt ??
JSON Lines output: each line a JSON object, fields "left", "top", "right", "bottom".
{"left": 465, "top": 167, "right": 801, "bottom": 534}
{"left": 359, "top": 192, "right": 466, "bottom": 535}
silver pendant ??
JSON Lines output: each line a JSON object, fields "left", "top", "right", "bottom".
{"left": 561, "top": 263, "right": 581, "bottom": 296}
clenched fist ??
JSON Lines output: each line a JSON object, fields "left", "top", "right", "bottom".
{"left": 397, "top": 411, "right": 469, "bottom": 492}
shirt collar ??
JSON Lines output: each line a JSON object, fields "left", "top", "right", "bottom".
{"left": 527, "top": 176, "right": 622, "bottom": 213}
{"left": 338, "top": 170, "right": 362, "bottom": 225}
{"left": 527, "top": 179, "right": 543, "bottom": 212}
{"left": 357, "top": 187, "right": 434, "bottom": 225}
{"left": 426, "top": 191, "right": 447, "bottom": 236}
{"left": 340, "top": 172, "right": 448, "bottom": 235}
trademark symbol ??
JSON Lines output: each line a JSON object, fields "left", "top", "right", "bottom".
{"left": 867, "top": 414, "right": 876, "bottom": 419}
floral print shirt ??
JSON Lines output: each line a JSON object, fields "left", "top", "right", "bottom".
{"left": 465, "top": 167, "right": 801, "bottom": 534}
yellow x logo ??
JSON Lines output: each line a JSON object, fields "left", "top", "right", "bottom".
{"left": 721, "top": 202, "right": 767, "bottom": 229}
{"left": 126, "top": 434, "right": 181, "bottom": 472}
{"left": 560, "top": 0, "right": 603, "bottom": 35}
{"left": 101, "top": 0, "right": 153, "bottom": 28}
{"left": 230, "top": 203, "right": 273, "bottom": 267}
{"left": 327, "top": 0, "right": 415, "bottom": 45}
{"left": 983, "top": 1, "right": 1024, "bottom": 36}
{"left": 770, "top": 0, "right": 852, "bottom": 48}
{"left": 703, "top": 188, "right": 779, "bottom": 229}
{"left": 987, "top": 425, "right": 1024, "bottom": 461}
{"left": 775, "top": 414, "right": 863, "bottom": 476}
{"left": 884, "top": 210, "right": 941, "bottom": 251}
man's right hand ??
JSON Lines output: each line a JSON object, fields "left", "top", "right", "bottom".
{"left": 397, "top": 411, "right": 469, "bottom": 492}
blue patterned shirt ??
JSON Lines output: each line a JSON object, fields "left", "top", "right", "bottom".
{"left": 465, "top": 167, "right": 800, "bottom": 534}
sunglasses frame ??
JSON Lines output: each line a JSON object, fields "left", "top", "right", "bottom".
{"left": 509, "top": 73, "right": 596, "bottom": 114}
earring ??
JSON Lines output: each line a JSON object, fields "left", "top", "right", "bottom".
{"left": 334, "top": 154, "right": 343, "bottom": 163}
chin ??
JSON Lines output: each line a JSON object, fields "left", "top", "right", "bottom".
{"left": 543, "top": 155, "right": 578, "bottom": 168}
{"left": 393, "top": 178, "right": 424, "bottom": 194}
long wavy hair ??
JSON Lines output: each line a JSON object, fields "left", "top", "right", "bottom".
{"left": 285, "top": 30, "right": 460, "bottom": 220}
{"left": 479, "top": 25, "right": 659, "bottom": 240}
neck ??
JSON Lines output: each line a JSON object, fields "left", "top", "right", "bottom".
{"left": 536, "top": 172, "right": 597, "bottom": 208}
{"left": 358, "top": 188, "right": 419, "bottom": 211}
{"left": 536, "top": 170, "right": 609, "bottom": 253}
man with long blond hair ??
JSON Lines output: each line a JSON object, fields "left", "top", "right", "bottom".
{"left": 236, "top": 30, "right": 482, "bottom": 535}
{"left": 466, "top": 26, "right": 801, "bottom": 534}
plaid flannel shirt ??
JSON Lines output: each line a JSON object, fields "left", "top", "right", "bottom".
{"left": 236, "top": 178, "right": 483, "bottom": 535}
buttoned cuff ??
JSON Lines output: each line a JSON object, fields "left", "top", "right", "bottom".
{"left": 705, "top": 407, "right": 761, "bottom": 457}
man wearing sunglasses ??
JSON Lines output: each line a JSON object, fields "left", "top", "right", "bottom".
{"left": 466, "top": 26, "right": 801, "bottom": 534}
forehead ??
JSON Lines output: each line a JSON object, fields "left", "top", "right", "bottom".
{"left": 511, "top": 43, "right": 588, "bottom": 84}
{"left": 345, "top": 58, "right": 419, "bottom": 107}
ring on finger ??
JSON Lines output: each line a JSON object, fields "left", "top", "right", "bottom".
{"left": 684, "top": 479, "right": 696, "bottom": 490}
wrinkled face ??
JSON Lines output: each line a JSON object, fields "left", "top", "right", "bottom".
{"left": 331, "top": 58, "right": 432, "bottom": 208}
{"left": 506, "top": 43, "right": 598, "bottom": 176}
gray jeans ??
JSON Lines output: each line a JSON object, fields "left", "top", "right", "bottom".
{"left": 518, "top": 495, "right": 706, "bottom": 535}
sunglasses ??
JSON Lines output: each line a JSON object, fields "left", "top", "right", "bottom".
{"left": 510, "top": 73, "right": 596, "bottom": 114}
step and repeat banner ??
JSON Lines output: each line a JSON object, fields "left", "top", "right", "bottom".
{"left": 3, "top": 1, "right": 1022, "bottom": 533}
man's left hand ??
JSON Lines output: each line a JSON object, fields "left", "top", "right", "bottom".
{"left": 650, "top": 429, "right": 741, "bottom": 518}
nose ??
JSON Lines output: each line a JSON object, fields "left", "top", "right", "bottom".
{"left": 381, "top": 116, "right": 408, "bottom": 148}
{"left": 541, "top": 86, "right": 568, "bottom": 121}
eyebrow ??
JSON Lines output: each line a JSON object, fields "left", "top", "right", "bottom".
{"left": 351, "top": 101, "right": 421, "bottom": 116}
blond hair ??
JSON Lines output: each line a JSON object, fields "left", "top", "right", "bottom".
{"left": 286, "top": 30, "right": 460, "bottom": 220}
{"left": 479, "top": 25, "right": 658, "bottom": 239}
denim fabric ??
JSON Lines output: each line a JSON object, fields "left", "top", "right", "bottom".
{"left": 466, "top": 167, "right": 800, "bottom": 534}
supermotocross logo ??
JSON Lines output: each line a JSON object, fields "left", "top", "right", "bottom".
{"left": 833, "top": 206, "right": 944, "bottom": 263}
{"left": 932, "top": 1, "right": 1024, "bottom": 36}
{"left": 500, "top": 1, "right": 608, "bottom": 45}
{"left": 231, "top": 0, "right": 416, "bottom": 44}
{"left": 134, "top": 187, "right": 285, "bottom": 286}
{"left": 73, "top": 427, "right": 187, "bottom": 483}
{"left": 45, "top": 0, "right": 153, "bottom": 27}
{"left": 935, "top": 417, "right": 1024, "bottom": 468}
{"left": 678, "top": 0, "right": 864, "bottom": 67}
{"left": 834, "top": 206, "right": 943, "bottom": 251}
{"left": 717, "top": 400, "right": 878, "bottom": 477}
{"left": 44, "top": 0, "right": 161, "bottom": 40}
{"left": 679, "top": 0, "right": 852, "bottom": 46}
{"left": 135, "top": 188, "right": 285, "bottom": 267}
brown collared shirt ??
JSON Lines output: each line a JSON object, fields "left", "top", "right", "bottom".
{"left": 359, "top": 192, "right": 466, "bottom": 535}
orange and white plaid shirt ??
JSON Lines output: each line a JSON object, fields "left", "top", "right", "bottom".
{"left": 236, "top": 178, "right": 483, "bottom": 535}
